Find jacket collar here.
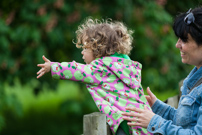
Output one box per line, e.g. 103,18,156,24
110,52,131,60
186,66,202,90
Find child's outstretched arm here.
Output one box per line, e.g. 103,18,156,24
37,55,51,78
51,60,102,85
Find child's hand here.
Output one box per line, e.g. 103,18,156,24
37,55,51,79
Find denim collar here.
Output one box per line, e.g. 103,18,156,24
186,66,202,90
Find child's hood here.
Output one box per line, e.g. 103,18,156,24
96,56,142,89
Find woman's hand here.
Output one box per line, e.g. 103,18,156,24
122,105,155,128
37,55,51,78
145,87,157,107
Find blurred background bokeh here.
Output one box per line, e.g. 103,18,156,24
0,0,201,135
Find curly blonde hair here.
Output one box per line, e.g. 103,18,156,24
75,17,134,58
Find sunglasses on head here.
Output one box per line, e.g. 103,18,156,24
184,8,202,33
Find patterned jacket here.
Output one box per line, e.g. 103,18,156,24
51,56,152,135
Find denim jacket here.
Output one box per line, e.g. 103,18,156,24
147,66,202,135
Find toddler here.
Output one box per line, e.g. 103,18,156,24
37,18,152,135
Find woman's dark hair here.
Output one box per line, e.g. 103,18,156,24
173,7,202,45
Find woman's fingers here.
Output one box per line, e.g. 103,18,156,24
127,122,142,126
146,87,157,106
145,95,152,107
122,111,140,117
147,87,154,97
145,95,151,101
147,87,156,99
123,114,143,127
123,105,155,128
125,107,144,113
122,116,136,121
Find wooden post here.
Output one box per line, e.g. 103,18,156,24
166,95,179,108
83,112,112,135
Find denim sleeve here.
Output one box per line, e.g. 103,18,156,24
147,106,202,134
152,99,177,120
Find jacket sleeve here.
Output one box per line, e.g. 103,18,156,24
50,61,102,85
147,100,202,135
151,99,177,121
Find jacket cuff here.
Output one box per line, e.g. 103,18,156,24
152,99,169,116
50,62,61,79
50,62,55,76
147,114,164,134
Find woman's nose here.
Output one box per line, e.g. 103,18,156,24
175,39,181,48
81,50,84,55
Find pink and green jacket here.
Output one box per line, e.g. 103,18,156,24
51,56,152,135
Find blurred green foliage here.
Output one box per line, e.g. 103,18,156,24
0,0,201,134
2,78,97,135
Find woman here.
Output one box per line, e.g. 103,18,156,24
122,7,202,135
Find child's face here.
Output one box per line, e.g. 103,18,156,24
81,47,95,64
